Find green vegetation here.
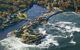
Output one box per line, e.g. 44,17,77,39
0,0,31,29
0,0,80,29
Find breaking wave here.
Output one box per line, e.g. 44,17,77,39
1,21,80,50
0,12,80,50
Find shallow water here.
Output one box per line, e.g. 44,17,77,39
0,5,47,40
0,5,80,50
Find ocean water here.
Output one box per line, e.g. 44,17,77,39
0,5,47,40
0,5,80,50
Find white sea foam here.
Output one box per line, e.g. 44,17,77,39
0,27,59,50
54,21,80,33
38,28,47,35
0,21,80,50
69,39,76,45
0,34,59,50
72,12,80,16
37,34,59,48
0,37,37,50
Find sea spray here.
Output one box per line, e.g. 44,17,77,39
1,20,80,50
